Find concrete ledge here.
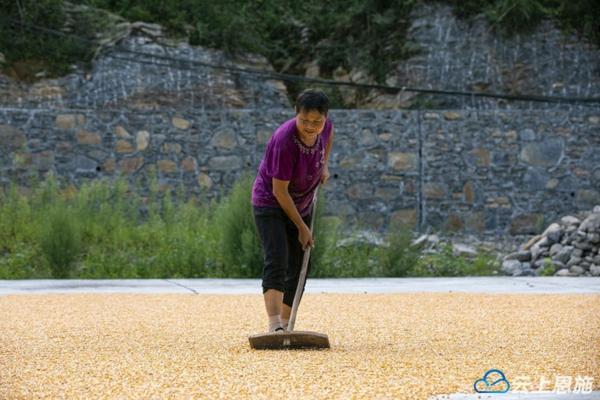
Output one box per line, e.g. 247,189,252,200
1,277,599,296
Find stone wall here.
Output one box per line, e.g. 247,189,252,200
3,2,598,113
369,3,600,109
0,35,290,111
0,108,599,236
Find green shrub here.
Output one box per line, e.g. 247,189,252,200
443,0,599,44
313,226,381,278
335,242,378,277
0,184,34,247
213,174,263,278
377,223,421,277
0,242,43,279
540,257,555,276
1,176,506,279
0,180,64,279
413,243,498,277
39,204,83,278
413,244,461,277
465,252,501,276
77,246,138,278
0,0,97,80
485,0,547,33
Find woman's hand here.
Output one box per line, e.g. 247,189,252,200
320,165,330,185
298,223,314,251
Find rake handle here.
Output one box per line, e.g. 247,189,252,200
287,187,319,332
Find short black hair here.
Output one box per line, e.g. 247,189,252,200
295,89,329,115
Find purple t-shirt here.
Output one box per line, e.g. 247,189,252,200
252,117,333,217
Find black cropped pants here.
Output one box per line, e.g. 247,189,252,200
253,206,312,307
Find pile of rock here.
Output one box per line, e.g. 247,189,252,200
502,206,600,277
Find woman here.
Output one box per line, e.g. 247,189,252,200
252,89,335,332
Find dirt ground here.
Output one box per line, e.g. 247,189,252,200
1,292,598,399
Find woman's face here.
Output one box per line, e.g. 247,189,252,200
295,109,327,140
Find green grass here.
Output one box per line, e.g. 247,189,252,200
0,176,500,279
40,204,83,278
540,257,556,276
212,174,263,278
413,244,500,277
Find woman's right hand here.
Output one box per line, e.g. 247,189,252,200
298,223,314,251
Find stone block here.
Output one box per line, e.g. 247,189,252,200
391,208,417,228
197,173,213,189
443,111,461,120
102,159,115,173
56,114,85,129
465,212,485,232
115,126,131,138
181,157,197,172
471,148,491,167
118,157,144,174
256,129,271,145
375,187,399,200
136,131,150,151
77,130,101,145
0,125,26,150
445,213,464,232
519,129,536,141
519,139,564,168
346,183,372,200
210,128,238,149
172,116,191,130
209,156,242,170
388,152,417,171
463,181,474,203
157,160,178,173
116,140,134,153
509,213,543,235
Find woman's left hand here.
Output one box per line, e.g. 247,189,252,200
320,165,330,185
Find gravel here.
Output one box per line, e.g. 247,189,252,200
1,293,598,399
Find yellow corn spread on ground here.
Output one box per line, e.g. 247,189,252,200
1,293,598,399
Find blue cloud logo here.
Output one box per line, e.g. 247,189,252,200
473,369,510,393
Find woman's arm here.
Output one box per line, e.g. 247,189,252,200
272,178,314,250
